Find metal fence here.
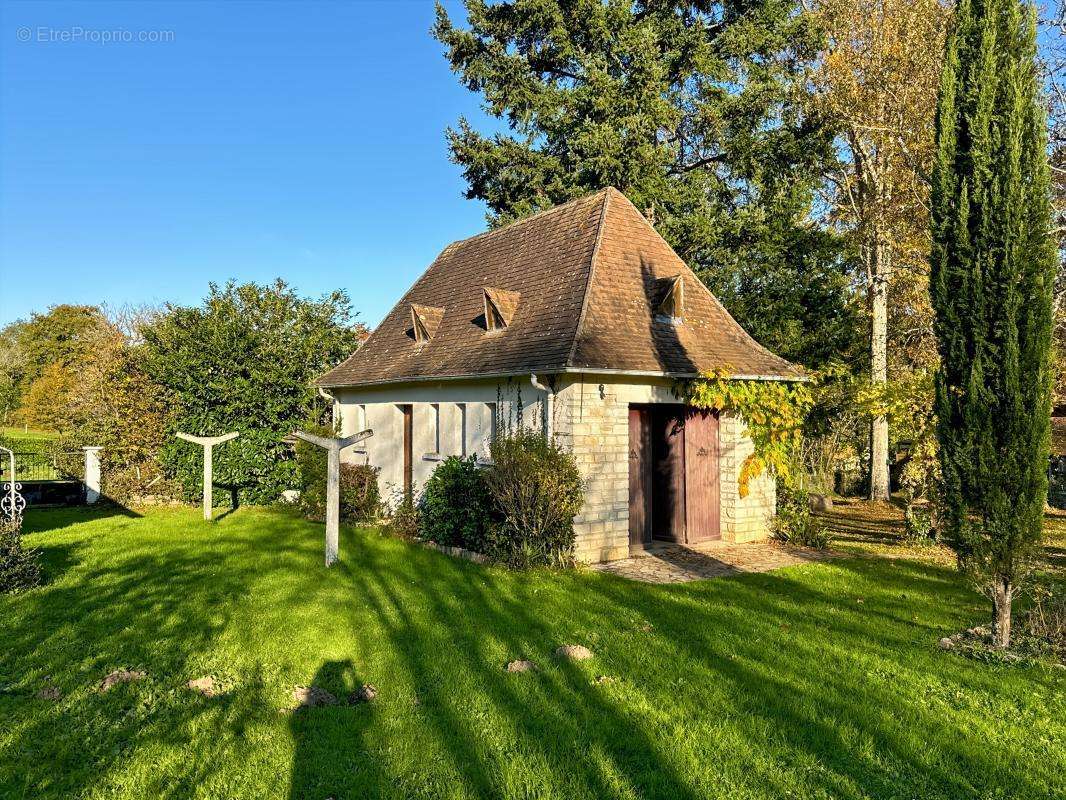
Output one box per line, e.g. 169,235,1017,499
0,450,83,482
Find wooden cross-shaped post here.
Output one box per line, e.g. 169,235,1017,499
292,429,373,566
176,432,239,520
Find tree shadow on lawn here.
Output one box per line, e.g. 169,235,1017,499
284,538,1062,799
583,556,1061,799
20,502,141,535
308,542,705,800
0,509,306,798
4,509,1060,798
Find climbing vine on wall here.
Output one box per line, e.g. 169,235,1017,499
681,371,814,497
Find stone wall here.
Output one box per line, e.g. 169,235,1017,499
553,377,663,563
717,413,776,543
555,376,774,563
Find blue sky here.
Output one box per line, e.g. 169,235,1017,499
3,2,1060,329
0,0,493,328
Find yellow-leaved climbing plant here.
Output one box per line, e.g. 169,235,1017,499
681,371,814,497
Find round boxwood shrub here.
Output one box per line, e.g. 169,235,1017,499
418,455,494,551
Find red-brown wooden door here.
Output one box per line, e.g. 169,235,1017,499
628,408,651,549
684,408,721,542
651,407,686,543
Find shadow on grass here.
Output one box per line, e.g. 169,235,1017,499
0,507,303,798
20,501,142,535
284,534,1058,799
212,481,247,520
3,507,1060,798
287,659,385,799
33,541,81,585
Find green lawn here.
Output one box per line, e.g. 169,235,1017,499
0,426,58,442
0,428,74,482
2,507,1063,800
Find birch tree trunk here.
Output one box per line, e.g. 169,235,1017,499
869,235,891,502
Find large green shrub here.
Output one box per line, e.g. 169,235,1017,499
295,429,380,523
418,455,494,550
771,486,830,550
143,280,362,505
485,429,584,568
0,518,41,594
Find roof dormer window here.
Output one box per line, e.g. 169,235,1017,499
482,287,520,332
410,304,444,344
655,275,684,324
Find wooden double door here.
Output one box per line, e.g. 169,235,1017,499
628,404,720,548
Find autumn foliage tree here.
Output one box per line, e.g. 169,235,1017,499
930,0,1056,648
3,305,114,431
808,0,949,500
64,319,177,500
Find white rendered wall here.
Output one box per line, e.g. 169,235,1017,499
331,378,548,506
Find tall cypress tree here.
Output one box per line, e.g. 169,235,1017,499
930,0,1056,648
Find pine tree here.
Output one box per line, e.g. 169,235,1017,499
434,0,858,368
929,0,1056,648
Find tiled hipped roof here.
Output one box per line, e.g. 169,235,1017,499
316,188,803,388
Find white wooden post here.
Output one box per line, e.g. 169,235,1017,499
176,432,239,520
292,429,373,566
83,447,103,504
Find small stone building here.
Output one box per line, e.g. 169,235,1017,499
317,188,803,563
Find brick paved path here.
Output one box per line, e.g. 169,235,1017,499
591,540,839,584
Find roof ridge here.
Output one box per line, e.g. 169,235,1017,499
566,188,612,367
445,187,612,251
317,186,803,388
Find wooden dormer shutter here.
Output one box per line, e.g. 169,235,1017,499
655,275,684,322
410,304,444,343
482,287,520,332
